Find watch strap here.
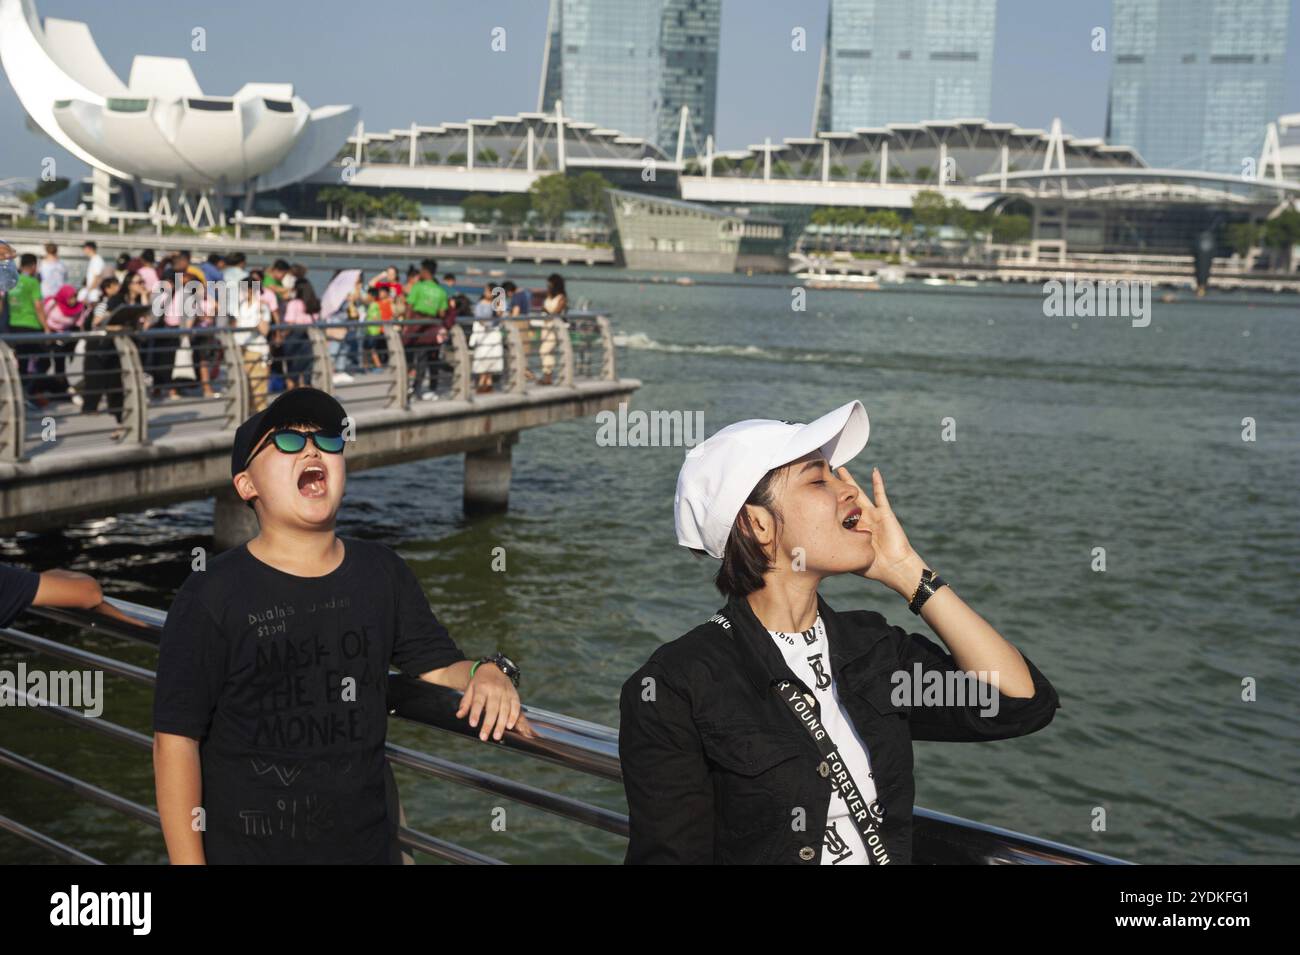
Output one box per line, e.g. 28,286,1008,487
908,568,947,615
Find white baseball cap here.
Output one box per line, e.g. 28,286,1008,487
675,400,870,559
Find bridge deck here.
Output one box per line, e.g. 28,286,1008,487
0,315,637,533
1,375,638,533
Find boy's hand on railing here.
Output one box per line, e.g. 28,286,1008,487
456,664,537,742
94,599,151,627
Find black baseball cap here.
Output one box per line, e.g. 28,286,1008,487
231,388,347,478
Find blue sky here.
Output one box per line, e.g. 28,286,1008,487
1,0,1298,185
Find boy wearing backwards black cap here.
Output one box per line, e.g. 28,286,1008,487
153,387,530,864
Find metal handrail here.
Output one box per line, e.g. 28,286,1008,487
0,812,102,865
0,683,503,865
0,622,624,829
19,600,622,771
3,597,1132,865
0,312,611,344
0,311,619,464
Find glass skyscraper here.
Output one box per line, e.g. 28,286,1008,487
539,0,720,155
813,0,997,133
1106,0,1290,173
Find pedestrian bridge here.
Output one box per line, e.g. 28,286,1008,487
0,314,638,545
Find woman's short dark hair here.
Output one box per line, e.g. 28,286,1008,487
691,467,783,599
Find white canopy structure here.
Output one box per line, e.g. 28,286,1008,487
0,0,358,223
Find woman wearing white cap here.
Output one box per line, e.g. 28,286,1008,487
618,400,1061,865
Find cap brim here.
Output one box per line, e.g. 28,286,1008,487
771,399,869,471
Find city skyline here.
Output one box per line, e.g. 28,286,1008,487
1,0,1298,186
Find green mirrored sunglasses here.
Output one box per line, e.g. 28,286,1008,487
247,428,345,466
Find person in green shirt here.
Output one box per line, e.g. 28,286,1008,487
404,258,451,401
405,263,448,319
6,253,52,401
263,259,290,299
7,253,45,331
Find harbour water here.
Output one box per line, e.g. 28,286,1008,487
2,267,1298,864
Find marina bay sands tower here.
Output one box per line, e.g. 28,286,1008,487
813,0,997,133
538,0,721,155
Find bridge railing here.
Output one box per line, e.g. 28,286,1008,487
0,312,616,463
0,596,1131,865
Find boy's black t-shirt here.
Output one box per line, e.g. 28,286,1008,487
152,537,465,864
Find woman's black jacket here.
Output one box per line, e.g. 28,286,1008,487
618,591,1061,864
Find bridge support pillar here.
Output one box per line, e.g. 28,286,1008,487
213,487,261,552
463,433,519,516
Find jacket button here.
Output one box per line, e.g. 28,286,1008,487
817,761,830,778
798,846,816,861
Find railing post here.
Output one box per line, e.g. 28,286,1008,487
217,329,249,428
503,321,525,393
447,323,471,400
595,315,617,381
553,317,574,387
0,340,27,462
112,333,149,445
383,323,408,409
307,326,333,392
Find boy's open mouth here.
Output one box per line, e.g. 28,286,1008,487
297,465,327,499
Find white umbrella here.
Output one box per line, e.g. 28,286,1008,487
320,268,361,320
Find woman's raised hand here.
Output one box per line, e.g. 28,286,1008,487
837,465,926,597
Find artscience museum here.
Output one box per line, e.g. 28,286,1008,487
0,0,358,227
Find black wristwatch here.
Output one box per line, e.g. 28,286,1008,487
474,652,521,688
907,568,947,615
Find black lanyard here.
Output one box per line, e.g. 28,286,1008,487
774,679,892,865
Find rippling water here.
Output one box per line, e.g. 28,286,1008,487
3,269,1298,864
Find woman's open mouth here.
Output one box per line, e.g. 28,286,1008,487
297,465,327,499
841,508,868,532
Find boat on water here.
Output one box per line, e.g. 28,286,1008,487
0,597,1133,865
796,271,883,291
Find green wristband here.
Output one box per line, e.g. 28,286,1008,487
469,660,482,679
